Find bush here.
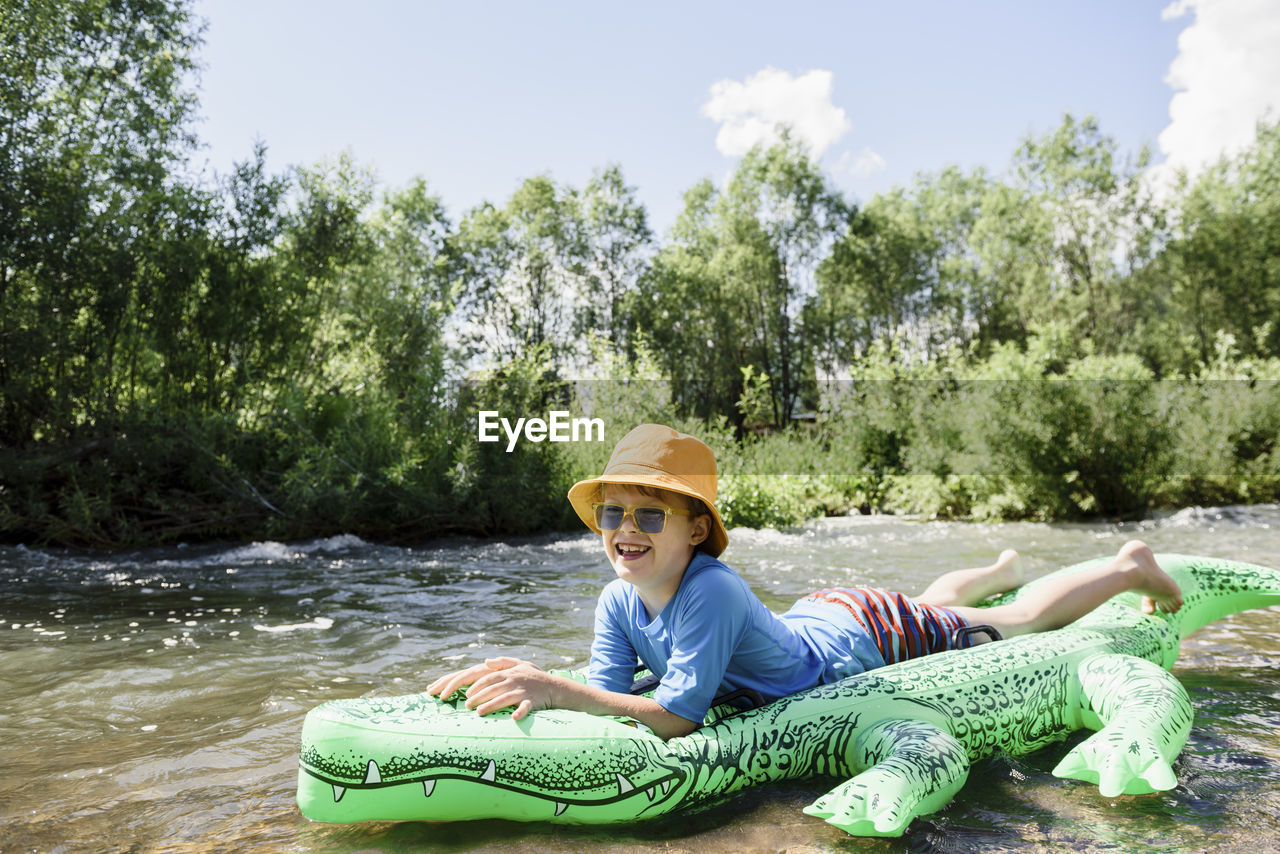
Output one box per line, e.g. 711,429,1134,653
717,474,809,529
1156,335,1280,506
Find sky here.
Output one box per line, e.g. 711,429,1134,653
190,0,1280,234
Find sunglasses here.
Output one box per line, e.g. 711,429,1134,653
592,502,691,534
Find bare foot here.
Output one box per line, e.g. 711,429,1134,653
991,549,1025,592
1117,540,1183,614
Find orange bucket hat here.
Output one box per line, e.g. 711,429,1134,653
567,424,729,557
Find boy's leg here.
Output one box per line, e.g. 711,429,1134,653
945,541,1182,640
916,549,1023,608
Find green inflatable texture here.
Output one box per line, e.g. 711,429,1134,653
296,554,1280,837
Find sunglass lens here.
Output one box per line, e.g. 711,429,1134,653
596,504,625,530
634,507,667,533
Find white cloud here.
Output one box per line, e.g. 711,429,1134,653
702,67,852,158
837,146,888,178
1157,0,1280,179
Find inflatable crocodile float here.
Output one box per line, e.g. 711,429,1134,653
296,553,1280,837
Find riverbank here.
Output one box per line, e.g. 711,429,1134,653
4,369,1278,549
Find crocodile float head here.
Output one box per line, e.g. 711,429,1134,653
298,696,694,823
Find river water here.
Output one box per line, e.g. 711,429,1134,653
3,506,1279,853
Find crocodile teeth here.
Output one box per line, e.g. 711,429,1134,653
616,773,634,795
554,801,567,816
363,760,381,785
645,785,656,802
332,784,346,802
423,779,436,797
480,759,496,782
661,779,671,795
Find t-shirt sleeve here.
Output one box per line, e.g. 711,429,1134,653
586,582,639,693
653,568,751,723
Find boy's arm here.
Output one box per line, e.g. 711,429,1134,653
427,656,699,739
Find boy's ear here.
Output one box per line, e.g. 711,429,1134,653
689,513,710,547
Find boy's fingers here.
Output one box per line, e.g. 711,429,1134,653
463,674,504,707
465,668,507,695
465,665,540,701
467,673,533,709
430,664,488,698
474,690,537,718
427,670,462,691
453,663,504,694
472,687,517,716
438,677,467,697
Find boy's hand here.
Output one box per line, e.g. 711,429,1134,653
426,657,556,720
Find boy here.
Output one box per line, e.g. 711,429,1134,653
427,424,1182,740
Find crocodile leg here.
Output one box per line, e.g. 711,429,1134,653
803,717,969,837
1053,653,1193,797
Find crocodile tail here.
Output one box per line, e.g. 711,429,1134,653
1159,554,1280,641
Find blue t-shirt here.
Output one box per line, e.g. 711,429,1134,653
586,552,885,722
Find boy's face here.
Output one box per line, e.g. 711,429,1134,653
600,485,710,612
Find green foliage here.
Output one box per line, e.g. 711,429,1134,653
711,426,880,528
1156,333,1280,506
638,135,849,427
448,348,580,535
1162,122,1280,366
3,3,1279,545
735,365,773,426
953,352,1171,519
451,176,582,368
576,165,654,352
0,0,204,443
450,167,653,373
557,336,683,484
717,475,809,529
816,167,990,365
630,179,742,420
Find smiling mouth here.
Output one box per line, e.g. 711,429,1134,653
616,544,651,559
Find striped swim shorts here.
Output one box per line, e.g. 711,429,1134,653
800,587,974,666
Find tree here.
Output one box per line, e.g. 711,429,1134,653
815,188,935,366
575,164,653,352
0,0,204,442
633,178,742,419
722,135,850,424
637,135,849,426
971,114,1165,358
1164,120,1280,366
281,153,377,397
361,178,455,404
451,175,586,369
187,144,294,414
816,167,998,370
